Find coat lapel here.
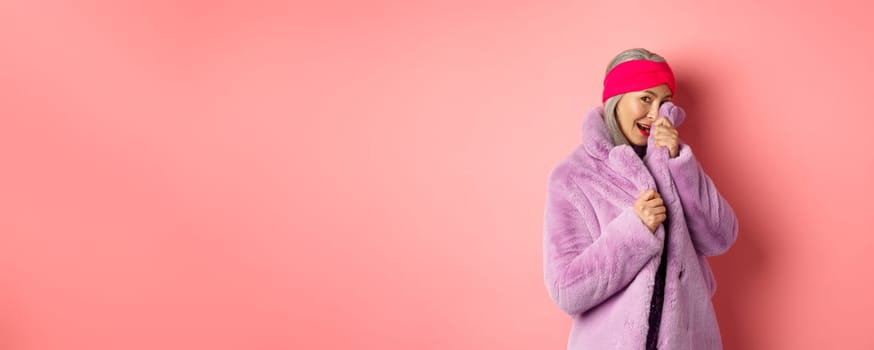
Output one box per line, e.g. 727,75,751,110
581,106,657,195
644,102,687,206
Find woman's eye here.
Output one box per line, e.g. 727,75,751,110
641,96,651,103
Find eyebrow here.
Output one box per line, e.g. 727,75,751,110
643,90,672,99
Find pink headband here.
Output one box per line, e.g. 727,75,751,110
602,60,676,103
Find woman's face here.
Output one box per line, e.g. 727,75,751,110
615,84,673,146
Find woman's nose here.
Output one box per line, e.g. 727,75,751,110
647,104,659,120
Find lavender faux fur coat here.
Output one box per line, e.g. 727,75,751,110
542,102,738,349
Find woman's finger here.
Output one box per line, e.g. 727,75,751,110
653,126,675,135
647,197,664,207
654,136,678,145
654,126,676,137
654,135,676,144
654,116,672,128
639,188,656,200
653,140,674,150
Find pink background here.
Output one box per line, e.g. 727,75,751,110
1,1,873,349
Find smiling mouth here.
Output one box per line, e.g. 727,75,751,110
636,122,651,136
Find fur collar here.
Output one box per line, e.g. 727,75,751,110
580,103,686,192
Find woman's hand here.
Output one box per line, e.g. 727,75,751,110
652,116,679,158
635,189,667,233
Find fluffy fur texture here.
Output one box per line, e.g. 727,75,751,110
542,102,738,349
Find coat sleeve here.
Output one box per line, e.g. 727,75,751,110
543,172,664,316
667,142,739,256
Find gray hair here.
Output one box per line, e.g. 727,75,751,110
602,48,667,146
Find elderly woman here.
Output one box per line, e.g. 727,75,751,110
542,48,739,349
